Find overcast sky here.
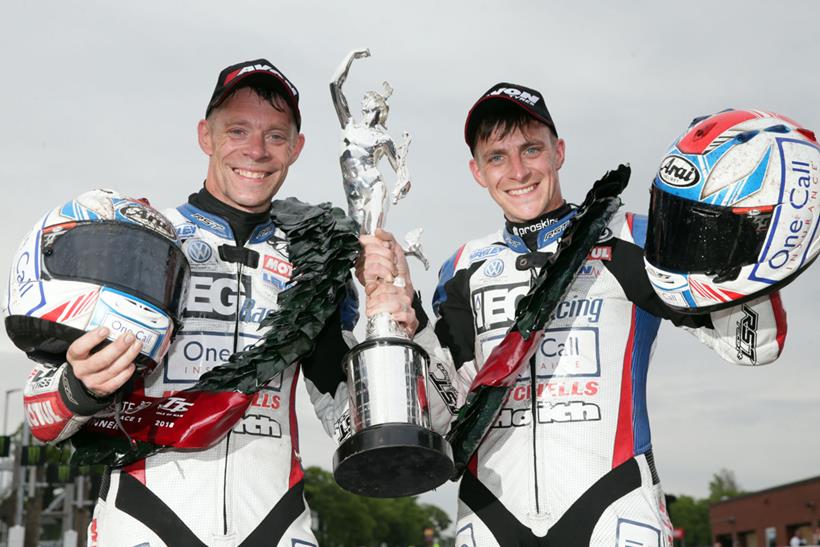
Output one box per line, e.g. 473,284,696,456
1,0,818,523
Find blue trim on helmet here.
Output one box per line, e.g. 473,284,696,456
21,218,48,316
99,286,165,315
702,136,737,172
702,146,771,207
631,307,661,455
630,214,648,248
682,287,697,309
59,201,100,221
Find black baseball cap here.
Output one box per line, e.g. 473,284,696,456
206,59,301,130
464,82,557,151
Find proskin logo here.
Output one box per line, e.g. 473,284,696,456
512,217,556,236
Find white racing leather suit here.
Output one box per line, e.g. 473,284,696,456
22,198,357,546
415,207,787,546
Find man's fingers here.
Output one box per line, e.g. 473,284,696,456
360,233,392,247
361,241,395,262
83,333,137,371
71,332,141,384
93,363,137,398
364,278,417,337
373,228,398,244
359,253,398,284
366,285,412,315
390,311,419,338
66,327,110,362
81,337,142,396
358,234,401,286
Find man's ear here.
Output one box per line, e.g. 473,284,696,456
469,158,488,188
553,138,566,170
287,134,306,166
197,119,213,156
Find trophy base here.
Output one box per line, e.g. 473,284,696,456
333,423,453,498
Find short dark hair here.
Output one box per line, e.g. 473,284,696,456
471,102,554,156
208,82,292,120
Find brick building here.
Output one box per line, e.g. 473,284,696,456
710,475,820,546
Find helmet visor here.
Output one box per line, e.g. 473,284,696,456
42,222,190,319
645,186,773,277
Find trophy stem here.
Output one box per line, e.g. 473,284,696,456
366,311,408,340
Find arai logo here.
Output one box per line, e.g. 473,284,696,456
658,155,700,187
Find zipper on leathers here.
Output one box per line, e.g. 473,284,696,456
530,357,541,515
527,267,543,516
222,262,244,535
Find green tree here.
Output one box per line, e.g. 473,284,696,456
303,466,451,546
303,466,377,546
666,469,746,546
708,468,744,502
668,495,712,545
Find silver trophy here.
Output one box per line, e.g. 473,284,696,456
330,49,453,497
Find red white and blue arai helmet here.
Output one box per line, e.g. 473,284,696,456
4,189,190,374
644,109,819,313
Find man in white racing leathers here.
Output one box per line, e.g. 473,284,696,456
360,83,788,546
22,60,357,546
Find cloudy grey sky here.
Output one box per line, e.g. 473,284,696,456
1,0,818,522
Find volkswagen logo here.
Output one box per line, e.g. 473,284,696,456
186,239,213,263
483,259,505,278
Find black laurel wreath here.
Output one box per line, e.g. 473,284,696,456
72,198,360,466
446,165,630,479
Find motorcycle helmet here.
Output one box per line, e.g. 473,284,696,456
4,189,190,373
645,109,819,313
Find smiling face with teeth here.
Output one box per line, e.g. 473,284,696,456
198,87,305,213
469,121,565,223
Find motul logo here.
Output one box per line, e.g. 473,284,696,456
263,255,293,279
489,87,540,106
26,400,60,427
587,246,612,261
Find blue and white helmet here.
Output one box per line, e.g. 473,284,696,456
4,189,190,373
644,109,819,313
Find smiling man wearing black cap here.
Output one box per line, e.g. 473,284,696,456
199,59,305,214
359,82,787,545
25,59,355,546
